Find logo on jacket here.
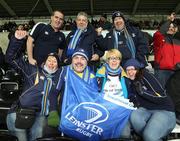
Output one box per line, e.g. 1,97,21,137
132,33,136,37
45,31,49,35
59,37,62,41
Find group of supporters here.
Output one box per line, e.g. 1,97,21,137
1,10,180,141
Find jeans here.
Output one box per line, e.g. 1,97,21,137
120,120,131,138
130,107,176,141
154,69,174,88
7,112,47,141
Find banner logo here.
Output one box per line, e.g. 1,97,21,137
73,102,109,124
65,102,109,137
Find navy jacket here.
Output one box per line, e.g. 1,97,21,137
5,36,61,112
130,69,174,112
98,23,149,65
62,24,104,61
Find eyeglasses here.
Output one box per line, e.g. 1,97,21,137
108,57,120,61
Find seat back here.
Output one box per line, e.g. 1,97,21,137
0,132,18,141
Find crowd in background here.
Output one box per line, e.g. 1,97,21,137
1,14,180,33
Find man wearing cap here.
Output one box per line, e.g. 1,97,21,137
5,30,63,141
55,48,98,94
47,48,98,129
97,11,149,66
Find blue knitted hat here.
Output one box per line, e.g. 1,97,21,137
72,48,89,61
124,58,144,69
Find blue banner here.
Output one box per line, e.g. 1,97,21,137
59,68,134,141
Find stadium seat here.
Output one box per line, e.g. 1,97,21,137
0,131,18,141
36,135,77,141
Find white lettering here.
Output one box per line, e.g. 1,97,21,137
91,124,103,135
65,112,104,135
76,128,93,137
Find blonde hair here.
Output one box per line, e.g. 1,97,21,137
106,49,122,60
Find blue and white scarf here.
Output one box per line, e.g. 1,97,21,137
70,65,90,83
113,28,136,58
67,29,83,57
105,63,121,76
40,71,53,116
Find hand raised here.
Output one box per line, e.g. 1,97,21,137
91,54,99,61
15,30,28,40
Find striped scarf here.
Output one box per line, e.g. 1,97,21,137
69,65,90,83
105,63,121,76
113,27,136,58
67,29,83,57
40,72,53,116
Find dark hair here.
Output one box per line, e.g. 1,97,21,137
51,10,64,16
134,69,144,81
102,14,107,19
43,52,60,68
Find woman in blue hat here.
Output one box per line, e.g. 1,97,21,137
124,58,176,141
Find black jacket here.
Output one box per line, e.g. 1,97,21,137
62,24,104,62
98,23,149,65
130,70,175,112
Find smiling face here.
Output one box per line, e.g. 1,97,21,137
114,17,125,31
44,56,58,72
167,23,178,35
126,66,137,80
72,55,87,73
51,11,64,31
106,49,122,70
76,13,88,30
107,55,121,70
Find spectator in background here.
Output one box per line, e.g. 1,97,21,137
124,58,176,141
153,13,180,88
62,11,104,71
98,14,112,30
97,11,149,66
160,11,176,34
0,47,5,68
27,10,66,66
